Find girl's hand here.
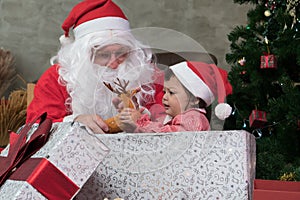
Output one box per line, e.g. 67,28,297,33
118,108,141,132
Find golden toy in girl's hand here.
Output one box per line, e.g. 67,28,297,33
103,78,140,133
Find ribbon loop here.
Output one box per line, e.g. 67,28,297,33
0,112,52,186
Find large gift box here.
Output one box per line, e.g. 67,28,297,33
0,122,110,200
76,130,256,199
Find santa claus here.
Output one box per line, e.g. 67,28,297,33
26,0,164,133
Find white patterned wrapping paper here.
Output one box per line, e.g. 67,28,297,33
76,130,256,200
0,122,110,200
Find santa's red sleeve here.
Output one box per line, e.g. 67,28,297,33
26,64,70,123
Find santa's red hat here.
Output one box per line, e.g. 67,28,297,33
170,61,233,120
60,0,130,44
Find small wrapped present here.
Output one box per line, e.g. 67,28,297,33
260,54,277,69
0,122,110,200
249,110,267,128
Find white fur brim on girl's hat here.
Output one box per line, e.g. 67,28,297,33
59,0,130,46
170,61,233,120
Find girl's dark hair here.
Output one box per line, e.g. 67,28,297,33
164,67,174,81
164,67,211,121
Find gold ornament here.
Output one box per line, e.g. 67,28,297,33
280,172,296,181
264,10,271,17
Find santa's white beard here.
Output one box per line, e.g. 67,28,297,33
70,64,119,120
93,66,120,120
70,61,150,120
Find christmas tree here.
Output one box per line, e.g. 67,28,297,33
225,0,300,180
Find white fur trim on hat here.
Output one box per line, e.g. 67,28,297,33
215,103,232,120
170,62,215,106
74,17,130,39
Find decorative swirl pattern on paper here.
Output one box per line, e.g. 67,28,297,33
77,130,256,200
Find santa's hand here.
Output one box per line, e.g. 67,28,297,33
74,114,109,134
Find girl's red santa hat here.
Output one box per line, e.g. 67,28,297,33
60,0,130,45
170,61,233,120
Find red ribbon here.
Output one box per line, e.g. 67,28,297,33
253,110,266,120
9,158,79,200
0,113,54,194
0,113,80,199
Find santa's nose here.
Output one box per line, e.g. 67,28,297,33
107,54,121,69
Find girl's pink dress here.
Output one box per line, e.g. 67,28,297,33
134,108,210,133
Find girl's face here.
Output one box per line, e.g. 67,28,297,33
163,75,197,117
92,44,130,69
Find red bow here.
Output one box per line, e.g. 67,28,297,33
0,113,52,185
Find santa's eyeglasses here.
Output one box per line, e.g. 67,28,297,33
93,47,130,63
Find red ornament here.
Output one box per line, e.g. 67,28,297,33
241,70,247,75
265,0,276,10
260,54,277,69
249,110,267,128
239,70,250,83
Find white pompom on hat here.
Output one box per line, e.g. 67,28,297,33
170,61,233,120
60,0,130,45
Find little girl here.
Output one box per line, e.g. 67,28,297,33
118,61,232,133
